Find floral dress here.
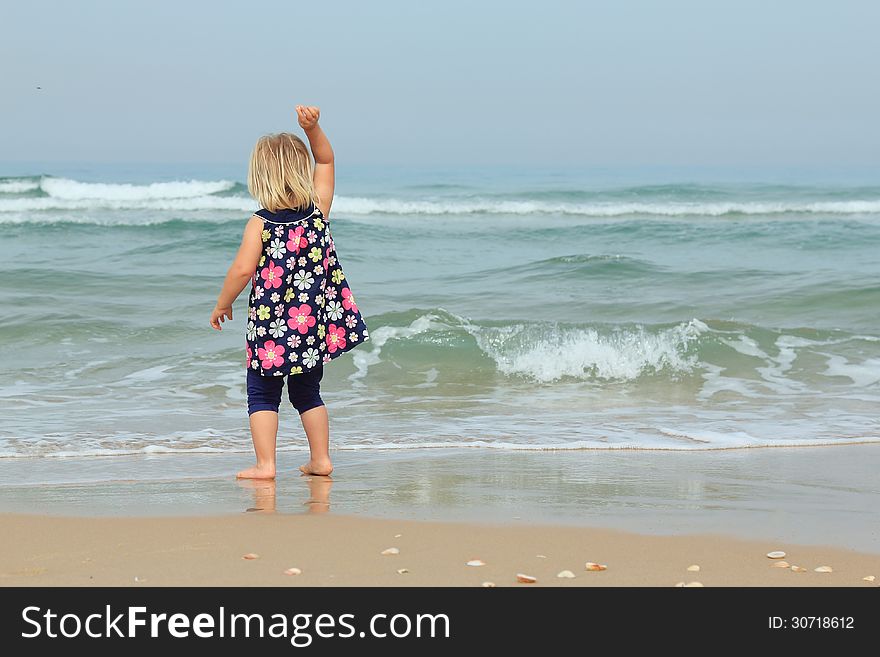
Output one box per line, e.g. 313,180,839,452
245,202,370,376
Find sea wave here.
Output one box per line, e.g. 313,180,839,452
4,175,880,217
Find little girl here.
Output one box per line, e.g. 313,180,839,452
210,105,370,479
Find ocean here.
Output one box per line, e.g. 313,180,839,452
2,163,879,485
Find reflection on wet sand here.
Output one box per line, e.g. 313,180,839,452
302,475,332,515
236,475,332,514
239,479,277,513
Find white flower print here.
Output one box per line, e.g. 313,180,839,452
246,321,257,340
274,225,284,237
319,341,326,351
345,314,357,328
256,325,267,337
313,264,324,276
286,256,298,270
285,274,293,285
293,270,314,290
288,351,298,361
270,292,280,303
254,285,265,300
268,239,286,259
287,334,302,349
306,335,315,345
251,359,259,369
328,255,337,267
303,348,320,368
306,230,317,243
314,294,324,307
248,307,257,321
269,319,287,338
298,256,307,267
298,292,309,303
327,301,343,321
349,332,359,342
324,286,337,300
274,303,285,317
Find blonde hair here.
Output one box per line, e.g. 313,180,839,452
247,133,320,212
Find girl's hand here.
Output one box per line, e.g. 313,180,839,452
296,105,320,130
210,305,233,330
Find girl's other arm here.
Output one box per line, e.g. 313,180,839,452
210,216,264,330
296,104,335,218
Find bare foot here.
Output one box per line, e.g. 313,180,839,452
299,459,333,476
236,464,276,479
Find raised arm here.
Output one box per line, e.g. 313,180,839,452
296,105,335,218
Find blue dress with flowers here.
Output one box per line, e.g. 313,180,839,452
244,202,370,376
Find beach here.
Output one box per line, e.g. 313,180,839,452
2,165,880,587
1,443,879,586
2,511,877,587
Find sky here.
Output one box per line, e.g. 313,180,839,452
2,0,879,168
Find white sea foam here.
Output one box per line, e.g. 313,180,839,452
467,318,709,382
4,175,880,218
40,177,236,200
330,197,880,217
0,179,40,193
822,355,880,387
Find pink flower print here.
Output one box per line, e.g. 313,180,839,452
325,324,347,353
260,261,284,289
287,226,308,254
287,304,317,334
322,255,329,272
341,288,359,313
257,340,286,369
245,344,252,368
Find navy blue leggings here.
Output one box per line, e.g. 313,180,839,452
246,365,325,416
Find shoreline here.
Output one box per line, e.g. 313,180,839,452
2,443,879,555
1,512,877,587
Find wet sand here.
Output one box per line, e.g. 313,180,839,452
2,443,879,553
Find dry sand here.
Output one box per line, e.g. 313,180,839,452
1,511,877,587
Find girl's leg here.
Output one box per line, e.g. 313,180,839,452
239,370,283,479
288,364,333,476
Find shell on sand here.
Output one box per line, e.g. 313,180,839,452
242,553,260,560
863,575,876,582
536,554,547,559
396,568,409,575
481,582,496,588
790,565,807,572
814,565,833,573
585,562,607,571
381,547,400,556
516,573,537,584
771,561,791,568
394,534,402,538
466,559,486,567
283,568,302,576
766,551,786,559
687,565,700,572
557,570,576,579
684,581,704,587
